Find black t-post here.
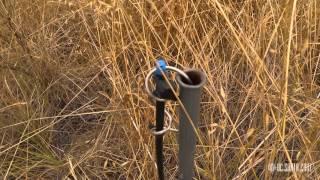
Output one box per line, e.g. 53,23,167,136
153,74,176,180
154,76,166,180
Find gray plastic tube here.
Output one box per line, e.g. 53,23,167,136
176,69,206,180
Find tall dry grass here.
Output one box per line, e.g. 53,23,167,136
0,0,319,179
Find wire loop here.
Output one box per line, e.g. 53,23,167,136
145,66,192,102
150,110,173,136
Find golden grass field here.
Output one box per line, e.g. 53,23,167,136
0,0,319,179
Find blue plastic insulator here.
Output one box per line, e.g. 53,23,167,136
155,59,167,76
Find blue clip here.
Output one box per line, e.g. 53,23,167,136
155,59,167,77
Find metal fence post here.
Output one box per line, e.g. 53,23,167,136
176,69,206,180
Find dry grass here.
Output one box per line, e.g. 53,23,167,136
0,0,319,179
